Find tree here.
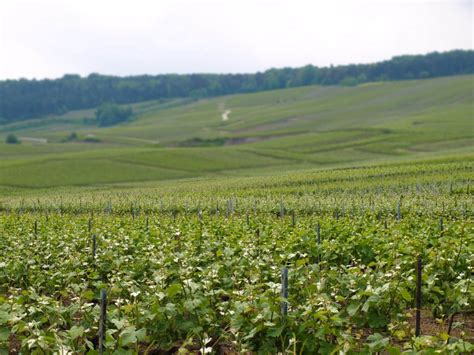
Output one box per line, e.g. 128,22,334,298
95,102,133,127
0,50,472,122
297,65,317,86
357,73,367,83
5,134,20,144
340,76,359,87
62,132,78,142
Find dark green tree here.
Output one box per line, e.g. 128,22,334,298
5,134,20,144
95,103,133,127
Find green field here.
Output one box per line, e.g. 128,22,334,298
0,75,473,353
0,75,472,190
0,157,473,353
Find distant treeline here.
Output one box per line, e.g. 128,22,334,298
1,50,473,122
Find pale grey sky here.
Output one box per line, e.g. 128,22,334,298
0,0,472,79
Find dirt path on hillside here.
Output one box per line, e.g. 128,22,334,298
19,137,48,143
222,110,231,121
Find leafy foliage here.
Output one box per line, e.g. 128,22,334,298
5,133,19,144
95,102,133,127
0,162,472,353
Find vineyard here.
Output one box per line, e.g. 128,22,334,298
0,158,473,354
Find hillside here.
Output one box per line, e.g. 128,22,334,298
1,50,473,122
0,75,472,189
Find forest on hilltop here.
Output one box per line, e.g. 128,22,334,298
0,50,473,123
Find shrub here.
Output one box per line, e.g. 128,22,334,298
5,134,20,144
83,136,101,143
62,132,78,142
95,102,133,127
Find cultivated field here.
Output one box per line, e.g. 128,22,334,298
0,75,473,189
0,157,472,353
0,73,473,353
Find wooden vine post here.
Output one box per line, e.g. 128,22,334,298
281,267,289,316
92,234,97,260
226,199,233,217
98,289,107,354
316,222,321,245
316,222,321,263
415,255,422,337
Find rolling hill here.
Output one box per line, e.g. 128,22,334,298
0,75,472,190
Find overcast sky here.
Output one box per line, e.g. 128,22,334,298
0,0,472,80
